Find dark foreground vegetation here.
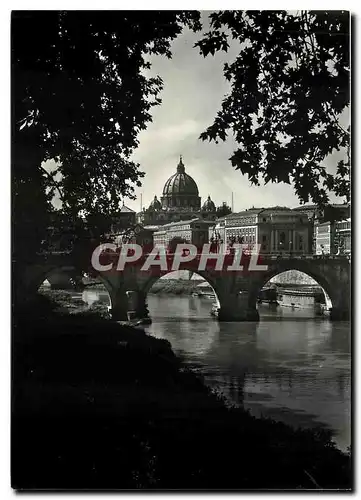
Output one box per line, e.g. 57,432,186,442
12,294,351,490
37,288,111,318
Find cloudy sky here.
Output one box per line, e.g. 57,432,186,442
46,12,348,214
125,13,348,213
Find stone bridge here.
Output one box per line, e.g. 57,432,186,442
17,251,351,321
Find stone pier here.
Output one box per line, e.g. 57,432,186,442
19,253,350,323
218,292,260,322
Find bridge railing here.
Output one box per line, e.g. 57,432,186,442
259,253,350,260
36,249,351,260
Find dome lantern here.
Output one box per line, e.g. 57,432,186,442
177,155,185,174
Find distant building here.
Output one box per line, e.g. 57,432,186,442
314,217,351,255
138,156,217,226
292,203,350,253
212,207,312,254
335,218,351,254
111,203,136,233
292,203,350,223
315,221,335,255
292,204,320,221
114,223,154,251
153,218,216,250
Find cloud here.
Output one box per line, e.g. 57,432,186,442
46,13,349,215
125,19,349,213
135,119,206,150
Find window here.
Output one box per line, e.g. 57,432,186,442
262,234,267,242
279,231,286,249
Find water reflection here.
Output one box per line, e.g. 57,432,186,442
145,295,351,451
75,290,350,451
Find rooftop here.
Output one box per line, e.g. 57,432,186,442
158,218,200,229
225,206,295,219
292,203,350,211
225,208,265,218
120,204,135,213
153,218,216,230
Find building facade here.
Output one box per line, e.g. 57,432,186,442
292,203,350,253
335,218,351,254
114,223,154,252
211,207,312,254
153,218,215,250
315,221,335,255
111,203,136,233
292,203,350,223
315,218,351,255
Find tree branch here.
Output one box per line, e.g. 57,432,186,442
38,164,66,206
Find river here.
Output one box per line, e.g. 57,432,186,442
82,290,351,451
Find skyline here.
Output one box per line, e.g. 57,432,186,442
125,12,348,213
45,11,349,215
126,153,348,214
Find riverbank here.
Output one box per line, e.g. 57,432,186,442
37,288,111,317
85,276,201,296
12,294,351,490
145,279,200,296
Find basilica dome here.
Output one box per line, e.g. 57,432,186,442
162,157,199,196
148,195,162,211
202,195,216,212
161,157,201,210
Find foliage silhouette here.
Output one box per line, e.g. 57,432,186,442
195,11,350,206
12,302,351,490
12,11,201,257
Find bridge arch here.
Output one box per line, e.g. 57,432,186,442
141,270,218,297
24,264,116,312
247,260,339,315
19,254,350,322
138,269,222,318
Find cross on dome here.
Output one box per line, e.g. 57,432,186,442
177,155,185,173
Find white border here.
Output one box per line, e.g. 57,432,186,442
1,3,358,499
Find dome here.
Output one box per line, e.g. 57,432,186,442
162,157,199,197
202,195,216,212
148,195,162,211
